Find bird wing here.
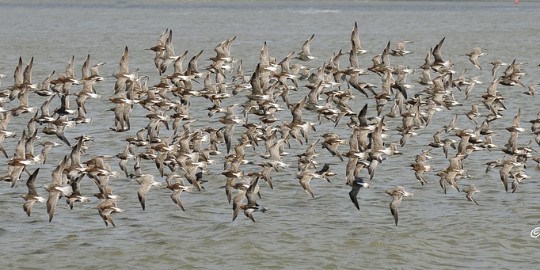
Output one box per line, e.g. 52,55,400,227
26,168,40,196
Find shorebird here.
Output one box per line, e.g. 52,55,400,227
252,161,281,189
113,46,132,93
524,84,538,96
351,22,369,55
0,129,9,159
35,70,56,96
530,111,540,131
338,48,356,78
349,176,370,210
297,139,320,171
390,40,413,56
181,161,206,192
465,104,481,125
485,157,504,173
455,129,475,156
97,197,123,227
297,169,324,198
3,154,29,188
232,174,265,222
50,55,82,95
76,78,102,114
417,68,433,86
490,59,507,77
411,154,432,185
158,29,180,75
510,169,530,193
480,134,498,150
186,50,205,79
35,95,56,124
462,184,480,205
431,37,452,73
135,174,162,210
145,28,169,71
429,130,456,158
315,163,337,182
499,59,526,87
420,48,433,70
465,47,486,70
22,168,46,216
261,137,287,161
7,57,24,100
440,154,465,192
386,186,413,226
9,57,38,102
66,176,91,210
273,51,300,91
534,156,540,170
116,142,135,178
46,156,72,222
499,156,521,192
165,174,192,211
258,42,277,72
443,114,458,133
110,101,132,132
367,117,389,180
506,108,526,133
223,169,244,204
368,41,392,75
81,54,106,83
296,34,317,61
321,132,345,161
208,36,236,72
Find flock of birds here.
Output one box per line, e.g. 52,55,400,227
0,22,539,227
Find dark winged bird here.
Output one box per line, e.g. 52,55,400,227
349,176,370,210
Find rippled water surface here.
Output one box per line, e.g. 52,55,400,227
1,1,539,269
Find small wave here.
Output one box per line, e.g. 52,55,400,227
292,9,341,15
